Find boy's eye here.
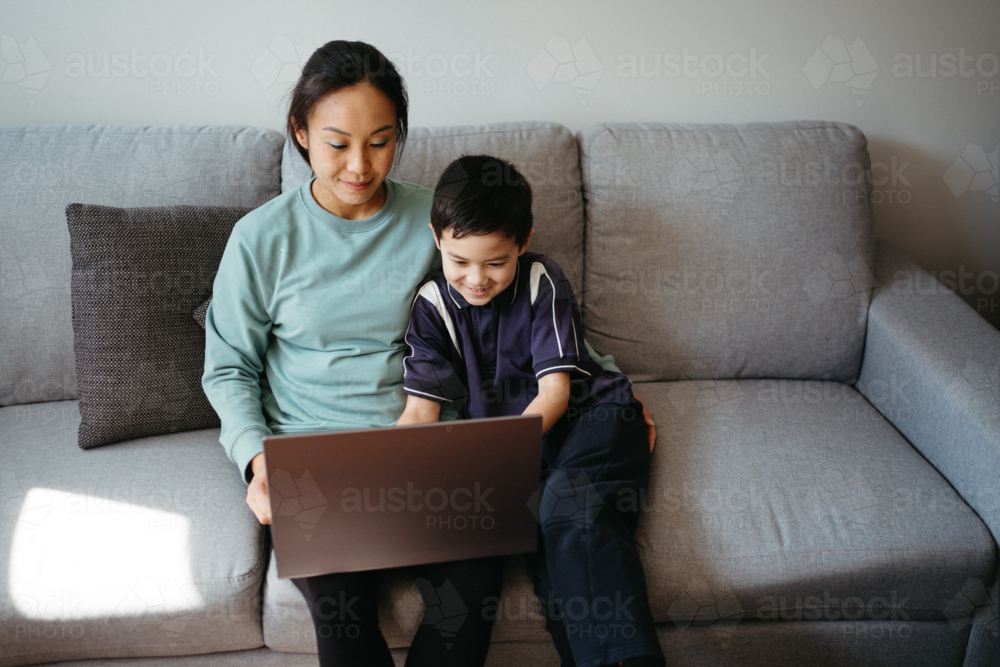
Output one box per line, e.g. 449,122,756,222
488,263,504,268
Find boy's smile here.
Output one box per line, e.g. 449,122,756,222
431,224,534,306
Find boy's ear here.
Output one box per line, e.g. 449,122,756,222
518,229,535,255
428,222,441,250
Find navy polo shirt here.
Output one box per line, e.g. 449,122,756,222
402,251,633,419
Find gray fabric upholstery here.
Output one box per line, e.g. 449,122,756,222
857,239,1000,545
0,125,283,407
65,204,251,450
578,122,875,383
281,122,586,296
0,402,267,666
263,549,550,653
856,239,1000,667
630,379,996,625
27,618,974,667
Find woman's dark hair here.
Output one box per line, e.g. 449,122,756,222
286,40,408,165
431,155,534,248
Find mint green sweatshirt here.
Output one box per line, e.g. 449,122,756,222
202,177,440,483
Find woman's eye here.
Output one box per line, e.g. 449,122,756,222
327,143,347,150
371,142,388,148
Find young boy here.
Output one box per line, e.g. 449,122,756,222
397,155,664,667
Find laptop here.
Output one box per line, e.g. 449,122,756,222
262,414,543,579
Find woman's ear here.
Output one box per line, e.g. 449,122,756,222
292,119,308,151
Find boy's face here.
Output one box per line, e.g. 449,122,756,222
431,224,534,306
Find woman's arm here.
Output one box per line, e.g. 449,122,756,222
201,230,275,523
397,394,442,426
522,372,570,435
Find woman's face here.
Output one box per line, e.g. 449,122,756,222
295,82,398,220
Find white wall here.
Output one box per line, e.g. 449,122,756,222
2,0,998,329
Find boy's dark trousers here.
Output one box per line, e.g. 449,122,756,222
525,399,665,667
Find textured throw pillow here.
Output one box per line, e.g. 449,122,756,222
193,298,211,330
66,204,252,449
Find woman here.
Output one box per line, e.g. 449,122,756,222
202,40,656,667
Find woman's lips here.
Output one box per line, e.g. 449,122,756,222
342,179,371,191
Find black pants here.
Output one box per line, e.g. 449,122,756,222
526,400,664,667
278,538,503,667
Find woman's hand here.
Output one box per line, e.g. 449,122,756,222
246,453,272,525
632,391,656,453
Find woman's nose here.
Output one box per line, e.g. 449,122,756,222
348,148,369,175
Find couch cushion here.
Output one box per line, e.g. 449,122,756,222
66,204,252,450
579,122,875,382
0,125,283,407
281,122,586,297
0,401,268,665
630,379,997,626
262,548,550,653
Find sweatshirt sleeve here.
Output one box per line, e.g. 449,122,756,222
202,229,273,485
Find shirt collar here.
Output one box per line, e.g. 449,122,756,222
446,258,521,310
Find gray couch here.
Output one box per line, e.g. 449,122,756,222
1,121,997,667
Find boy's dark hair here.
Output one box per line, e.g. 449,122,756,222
287,40,408,165
431,155,533,248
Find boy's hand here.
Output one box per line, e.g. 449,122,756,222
524,372,570,435
397,394,442,426
632,391,656,452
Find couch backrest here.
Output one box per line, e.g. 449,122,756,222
579,121,875,383
0,125,283,407
281,121,586,297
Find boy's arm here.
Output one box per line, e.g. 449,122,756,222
402,280,470,415
522,371,570,435
397,393,442,426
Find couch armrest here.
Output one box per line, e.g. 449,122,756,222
856,239,1000,545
